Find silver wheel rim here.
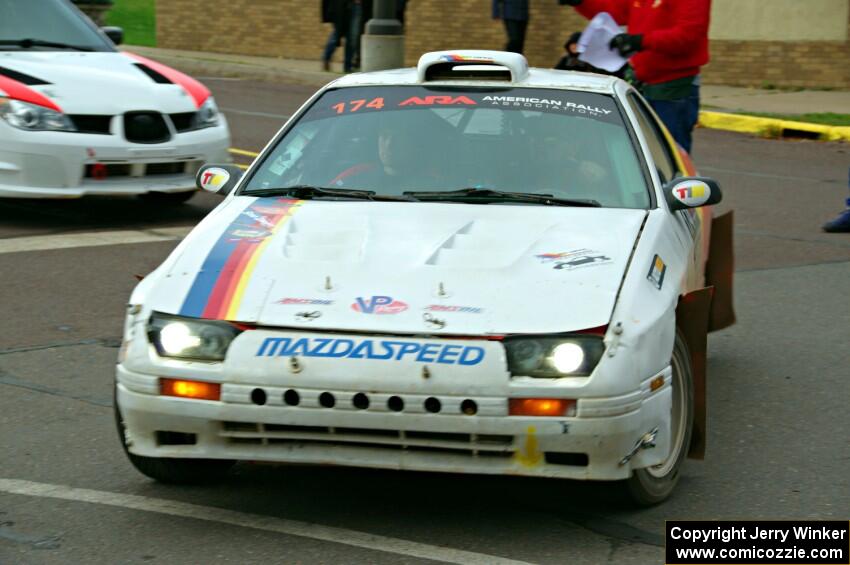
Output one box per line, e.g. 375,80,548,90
646,351,686,478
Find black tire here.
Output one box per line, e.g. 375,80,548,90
114,394,234,484
138,190,197,204
624,330,694,506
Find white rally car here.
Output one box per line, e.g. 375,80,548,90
116,51,735,505
0,0,229,201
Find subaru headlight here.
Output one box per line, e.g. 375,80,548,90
195,97,219,129
148,313,242,361
0,97,76,131
504,335,604,377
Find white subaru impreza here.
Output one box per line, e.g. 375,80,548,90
0,0,229,201
116,50,734,505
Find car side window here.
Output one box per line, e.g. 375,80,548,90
626,93,678,184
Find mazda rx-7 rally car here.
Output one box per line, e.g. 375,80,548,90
0,0,229,201
116,51,734,505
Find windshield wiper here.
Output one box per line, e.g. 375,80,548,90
246,185,416,202
404,188,600,207
0,39,95,52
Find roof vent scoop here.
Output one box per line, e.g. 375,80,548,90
417,50,529,83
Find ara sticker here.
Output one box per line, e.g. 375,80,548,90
647,255,666,289
672,180,711,207
199,167,230,191
536,249,612,271
398,95,477,107
352,295,408,315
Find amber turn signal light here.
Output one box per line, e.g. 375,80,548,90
509,398,575,417
160,378,221,401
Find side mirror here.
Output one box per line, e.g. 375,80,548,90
101,26,124,45
196,164,244,195
664,177,722,211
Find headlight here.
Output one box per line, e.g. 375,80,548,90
148,313,241,361
504,335,604,377
195,97,219,129
0,97,76,131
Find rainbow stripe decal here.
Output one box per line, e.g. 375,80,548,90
179,198,302,319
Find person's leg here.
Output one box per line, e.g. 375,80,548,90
516,19,528,54
649,97,691,153
503,19,521,53
684,82,700,150
823,168,850,232
322,27,339,71
346,2,362,71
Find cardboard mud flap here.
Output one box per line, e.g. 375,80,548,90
706,210,735,332
677,287,712,460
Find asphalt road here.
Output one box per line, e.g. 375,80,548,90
1,78,849,565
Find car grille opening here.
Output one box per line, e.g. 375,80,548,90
69,115,112,135
85,163,131,178
83,161,194,179
124,111,170,144
169,112,197,132
145,162,187,176
544,452,589,467
219,421,515,458
156,431,197,446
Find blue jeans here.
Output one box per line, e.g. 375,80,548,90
321,3,362,72
647,83,700,153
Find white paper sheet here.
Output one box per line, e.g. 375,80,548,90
577,12,628,72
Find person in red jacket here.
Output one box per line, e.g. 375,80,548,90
561,0,711,153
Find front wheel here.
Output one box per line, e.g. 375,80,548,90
137,190,197,205
624,331,694,506
114,396,234,484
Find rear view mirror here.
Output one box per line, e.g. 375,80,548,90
196,164,244,195
101,26,124,45
664,177,722,211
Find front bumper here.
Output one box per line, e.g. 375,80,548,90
0,119,230,198
117,338,673,481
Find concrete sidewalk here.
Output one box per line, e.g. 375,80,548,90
125,45,850,139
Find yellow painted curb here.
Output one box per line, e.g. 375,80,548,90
699,111,850,142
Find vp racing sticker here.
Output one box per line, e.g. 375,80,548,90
256,336,485,366
352,295,408,315
536,249,613,271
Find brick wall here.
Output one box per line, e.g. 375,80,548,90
157,0,331,60
157,0,850,89
703,41,850,89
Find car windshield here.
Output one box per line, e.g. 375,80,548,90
0,0,113,52
244,86,650,208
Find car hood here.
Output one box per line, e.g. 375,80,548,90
150,197,647,335
0,51,198,114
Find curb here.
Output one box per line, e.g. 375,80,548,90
698,111,850,142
